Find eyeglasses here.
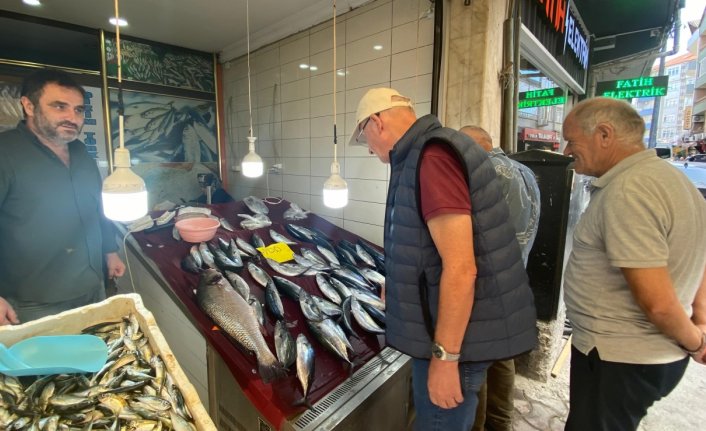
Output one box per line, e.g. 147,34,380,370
355,113,379,145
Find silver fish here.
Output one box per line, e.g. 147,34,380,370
315,273,342,304
350,288,385,311
299,290,324,322
220,218,235,232
196,269,284,383
172,225,181,241
198,242,216,269
248,295,265,327
360,268,385,289
225,270,250,300
317,245,340,267
266,258,308,277
340,296,358,338
189,245,202,268
272,276,303,300
329,276,352,298
351,297,385,334
355,244,376,267
274,320,296,369
244,195,269,214
265,281,285,321
236,237,258,257
310,295,343,318
308,318,352,363
295,334,315,408
251,232,266,249
269,229,297,245
247,262,272,287
301,249,326,266
239,213,272,230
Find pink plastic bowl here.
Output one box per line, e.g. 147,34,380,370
175,217,220,243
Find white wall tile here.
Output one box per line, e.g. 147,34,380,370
310,136,335,158
281,79,310,102
282,192,311,210
282,174,311,194
256,104,282,124
345,157,389,181
255,67,281,92
281,157,311,176
281,138,310,158
346,30,391,67
392,73,433,104
342,219,384,246
310,114,346,138
281,99,310,121
281,60,312,84
391,46,433,81
310,21,347,54
280,36,310,64
309,47,346,76
343,200,386,224
310,92,345,118
311,157,343,178
391,21,417,54
281,118,310,139
310,73,339,98
415,101,431,117
347,178,388,203
345,57,391,90
418,13,434,45
392,0,421,27
251,48,280,72
346,2,393,43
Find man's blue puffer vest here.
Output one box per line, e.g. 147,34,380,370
384,115,537,362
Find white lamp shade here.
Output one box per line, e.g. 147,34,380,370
242,136,264,178
102,167,148,222
323,172,348,208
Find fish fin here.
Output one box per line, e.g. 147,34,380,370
293,397,314,411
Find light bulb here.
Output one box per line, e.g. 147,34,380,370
323,160,348,208
102,147,148,222
242,136,264,178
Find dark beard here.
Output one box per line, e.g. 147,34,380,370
33,107,82,145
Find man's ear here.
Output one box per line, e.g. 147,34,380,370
595,123,615,147
20,96,34,117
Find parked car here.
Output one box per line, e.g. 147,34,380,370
686,153,706,163
671,162,706,199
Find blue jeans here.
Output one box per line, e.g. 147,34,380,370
412,358,491,431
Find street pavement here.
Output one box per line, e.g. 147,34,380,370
512,352,706,431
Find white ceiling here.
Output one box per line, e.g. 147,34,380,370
0,0,370,61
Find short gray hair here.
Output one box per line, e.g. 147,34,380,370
568,97,645,146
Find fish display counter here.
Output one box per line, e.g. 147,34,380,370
117,198,412,430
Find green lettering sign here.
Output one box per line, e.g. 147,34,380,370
596,75,668,100
518,87,566,109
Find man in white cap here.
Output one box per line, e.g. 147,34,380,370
349,88,537,430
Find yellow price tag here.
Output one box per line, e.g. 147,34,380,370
257,242,295,263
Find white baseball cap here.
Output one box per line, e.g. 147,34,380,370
348,88,413,146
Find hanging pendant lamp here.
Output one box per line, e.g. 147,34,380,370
102,0,148,222
323,0,348,209
240,0,263,178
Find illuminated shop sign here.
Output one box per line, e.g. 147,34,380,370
522,127,560,143
596,76,669,99
518,87,566,109
536,0,589,70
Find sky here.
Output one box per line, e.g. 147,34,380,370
672,0,706,56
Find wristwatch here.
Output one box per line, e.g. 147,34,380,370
431,342,461,361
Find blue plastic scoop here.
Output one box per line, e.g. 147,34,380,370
0,335,108,377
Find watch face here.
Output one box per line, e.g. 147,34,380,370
431,343,443,358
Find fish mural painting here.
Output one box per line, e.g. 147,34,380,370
109,89,218,164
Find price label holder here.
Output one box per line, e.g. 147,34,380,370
257,242,295,263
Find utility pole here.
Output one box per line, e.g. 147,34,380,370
648,55,666,148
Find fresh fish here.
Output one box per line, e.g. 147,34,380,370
217,237,230,253
355,244,376,267
198,242,216,269
310,295,343,318
335,244,358,267
295,334,315,408
189,245,203,268
180,255,201,274
315,273,342,305
273,276,303,300
301,248,327,266
172,225,182,241
269,229,297,245
329,276,352,299
196,269,283,382
220,218,235,232
350,287,386,311
293,254,329,273
332,268,374,292
251,232,266,249
317,245,340,266
225,241,244,268
248,295,265,327
340,296,359,338
360,268,385,289
283,202,309,221
351,298,385,334
225,270,250,300
170,410,197,431
307,318,352,363
247,262,272,287
299,290,324,322
244,195,269,214
266,258,308,277
208,242,242,272
236,237,258,257
265,281,285,321
357,239,384,262
274,320,296,369
361,301,386,325
285,224,317,243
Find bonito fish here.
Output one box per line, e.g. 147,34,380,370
196,269,284,383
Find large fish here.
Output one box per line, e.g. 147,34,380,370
266,258,308,277
274,320,296,369
196,269,284,383
295,334,315,408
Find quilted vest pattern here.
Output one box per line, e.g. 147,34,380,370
384,115,537,362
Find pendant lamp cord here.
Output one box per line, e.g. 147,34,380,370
332,0,338,162
246,0,254,138
114,0,125,151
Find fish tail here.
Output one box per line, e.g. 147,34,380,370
258,360,287,384
293,397,314,411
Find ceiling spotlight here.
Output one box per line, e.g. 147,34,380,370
373,44,383,51
23,0,41,6
109,17,128,27
309,65,318,71
299,63,309,69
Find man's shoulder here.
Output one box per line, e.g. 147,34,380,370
0,127,25,149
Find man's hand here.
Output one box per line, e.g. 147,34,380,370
106,252,126,278
0,297,19,326
428,358,463,409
